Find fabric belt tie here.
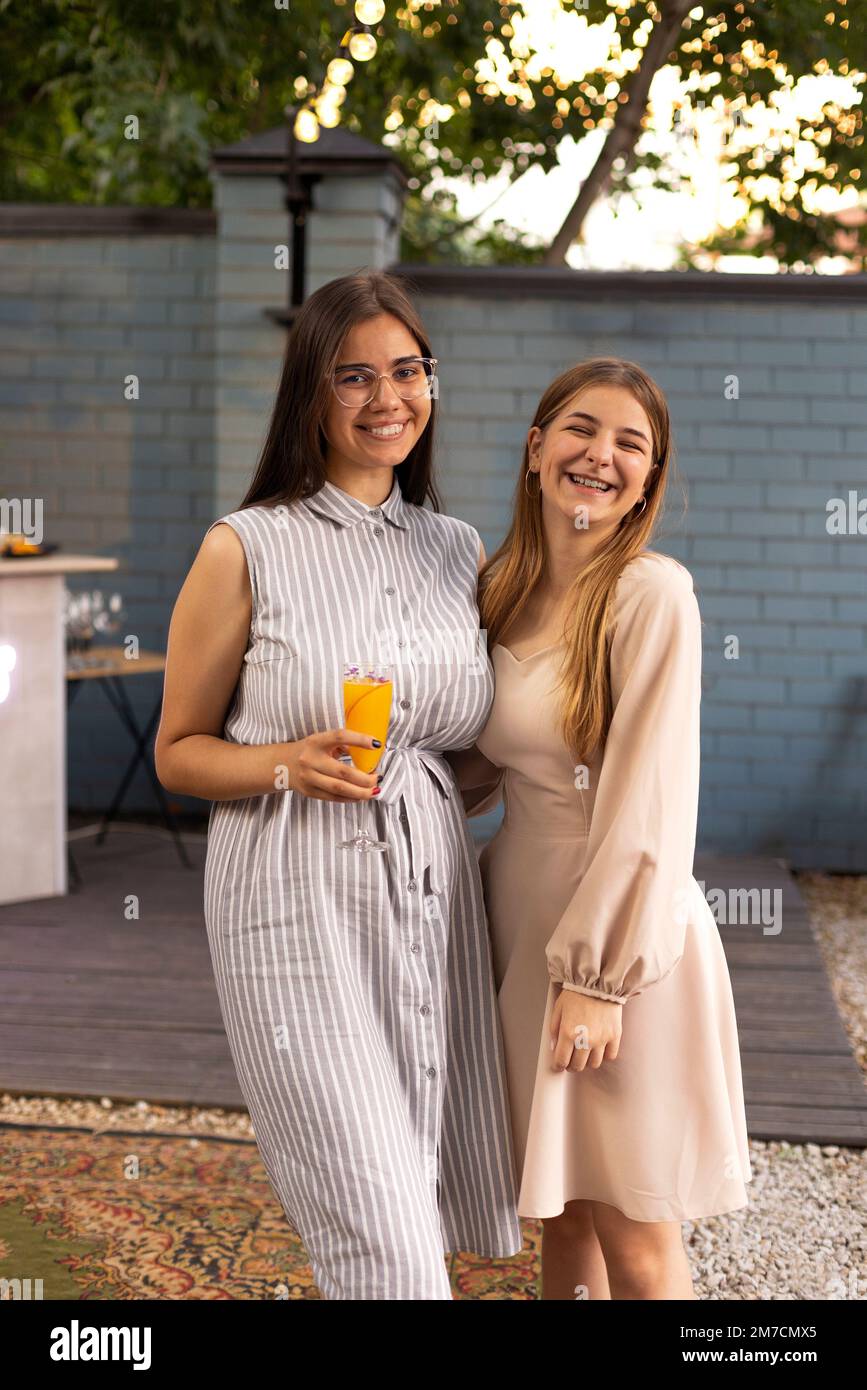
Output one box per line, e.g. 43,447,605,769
373,745,453,894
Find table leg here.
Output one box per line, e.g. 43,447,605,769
94,676,193,869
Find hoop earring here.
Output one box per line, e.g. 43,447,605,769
525,467,539,498
634,496,647,517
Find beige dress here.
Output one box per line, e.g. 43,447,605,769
458,551,752,1223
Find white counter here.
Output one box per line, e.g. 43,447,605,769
0,554,119,905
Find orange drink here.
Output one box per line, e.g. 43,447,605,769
339,661,393,854
343,675,392,772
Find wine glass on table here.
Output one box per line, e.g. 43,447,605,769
338,661,393,853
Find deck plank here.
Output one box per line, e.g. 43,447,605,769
0,833,864,1145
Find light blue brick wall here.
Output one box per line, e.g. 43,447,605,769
307,174,403,292
2,186,864,869
0,228,217,811
210,174,285,516
412,288,867,870
0,166,405,816
209,168,404,515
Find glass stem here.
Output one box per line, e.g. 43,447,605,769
358,797,369,841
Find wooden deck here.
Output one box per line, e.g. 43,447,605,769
0,828,864,1145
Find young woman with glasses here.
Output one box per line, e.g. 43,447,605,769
154,270,522,1300
447,358,752,1301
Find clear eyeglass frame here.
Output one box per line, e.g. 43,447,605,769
330,357,438,408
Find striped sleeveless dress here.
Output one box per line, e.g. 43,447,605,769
202,477,522,1300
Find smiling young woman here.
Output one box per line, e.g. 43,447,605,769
154,269,522,1300
448,357,752,1301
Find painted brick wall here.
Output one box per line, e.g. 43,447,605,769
1,181,864,870
210,169,403,517
0,229,217,811
413,288,867,869
0,167,404,818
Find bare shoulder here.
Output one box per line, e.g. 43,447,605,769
186,511,262,608
198,501,288,571
200,517,246,563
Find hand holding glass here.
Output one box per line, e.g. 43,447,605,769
338,662,393,853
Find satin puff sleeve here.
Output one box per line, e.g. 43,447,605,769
544,559,703,1004
442,744,505,817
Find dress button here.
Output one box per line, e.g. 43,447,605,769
399,699,411,710
425,1067,437,1080
385,586,396,596
419,1004,431,1017
373,526,384,537
407,878,417,892
397,638,406,648
410,943,420,954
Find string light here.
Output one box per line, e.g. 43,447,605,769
294,107,320,142
315,81,346,127
327,54,354,85
315,104,341,128
355,0,385,22
293,7,383,145
348,29,377,61
320,81,347,108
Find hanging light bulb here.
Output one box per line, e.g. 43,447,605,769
327,55,354,85
348,29,377,61
294,107,320,143
321,81,347,107
315,84,343,127
315,101,341,129
355,0,385,22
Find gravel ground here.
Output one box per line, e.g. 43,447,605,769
799,872,867,1074
1,871,864,1299
685,1138,864,1300
685,872,866,1301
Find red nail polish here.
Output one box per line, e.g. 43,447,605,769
372,787,381,795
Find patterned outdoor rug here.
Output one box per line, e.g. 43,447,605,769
0,1126,541,1300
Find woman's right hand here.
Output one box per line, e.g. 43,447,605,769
549,986,623,1073
278,729,383,802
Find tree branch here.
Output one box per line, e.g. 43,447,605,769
543,0,692,265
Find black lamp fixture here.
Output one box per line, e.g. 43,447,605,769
278,2,385,319
281,104,314,318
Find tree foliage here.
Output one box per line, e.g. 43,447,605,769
0,0,862,266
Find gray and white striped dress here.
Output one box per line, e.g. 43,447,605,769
202,477,522,1299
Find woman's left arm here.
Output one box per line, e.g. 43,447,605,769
442,745,505,816
544,565,703,1005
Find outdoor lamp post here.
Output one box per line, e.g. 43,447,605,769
283,104,315,316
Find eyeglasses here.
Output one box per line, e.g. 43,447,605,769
330,357,438,407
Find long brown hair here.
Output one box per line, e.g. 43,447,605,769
239,269,440,512
479,357,686,764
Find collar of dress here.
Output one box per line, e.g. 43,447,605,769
302,477,411,531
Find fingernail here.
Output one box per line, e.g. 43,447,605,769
549,1038,555,1051
377,774,383,783
372,787,381,795
372,739,382,748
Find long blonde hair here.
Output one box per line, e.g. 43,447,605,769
479,357,685,764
